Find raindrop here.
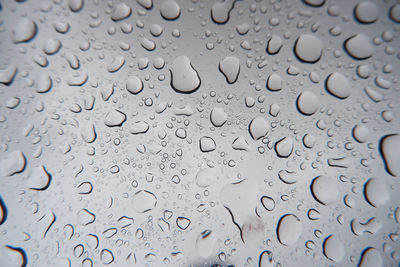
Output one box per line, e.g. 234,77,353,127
294,34,323,63
344,34,373,60
311,175,339,205
176,217,191,230
276,214,302,246
323,235,345,262
219,56,240,84
13,18,37,43
170,56,201,93
379,134,400,176
160,1,181,20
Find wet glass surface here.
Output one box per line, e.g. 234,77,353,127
0,0,399,266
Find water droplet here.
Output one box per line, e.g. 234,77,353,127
311,175,338,205
211,0,235,24
107,55,125,72
219,56,240,84
104,109,126,127
170,56,200,93
364,178,389,207
352,124,369,143
294,34,323,63
111,3,131,21
267,35,283,55
358,247,383,267
26,166,52,191
344,34,373,60
13,18,37,43
249,117,269,140
325,72,351,99
0,151,26,176
302,0,325,7
0,66,17,85
297,91,318,115
354,2,378,24
160,1,181,20
176,216,191,230
43,38,61,55
132,190,157,213
323,234,345,262
261,196,275,211
266,73,282,91
275,137,294,158
130,121,149,134
195,168,216,188
199,136,216,152
36,74,52,93
69,0,84,12
210,107,227,127
380,134,400,176
195,230,216,258
276,214,302,246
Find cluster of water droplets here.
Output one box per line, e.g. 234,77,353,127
0,0,399,266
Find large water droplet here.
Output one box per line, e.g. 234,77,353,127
294,34,323,63
379,134,400,176
276,214,302,246
170,56,201,93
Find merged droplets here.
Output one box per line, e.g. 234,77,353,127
170,56,200,93
294,34,323,63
